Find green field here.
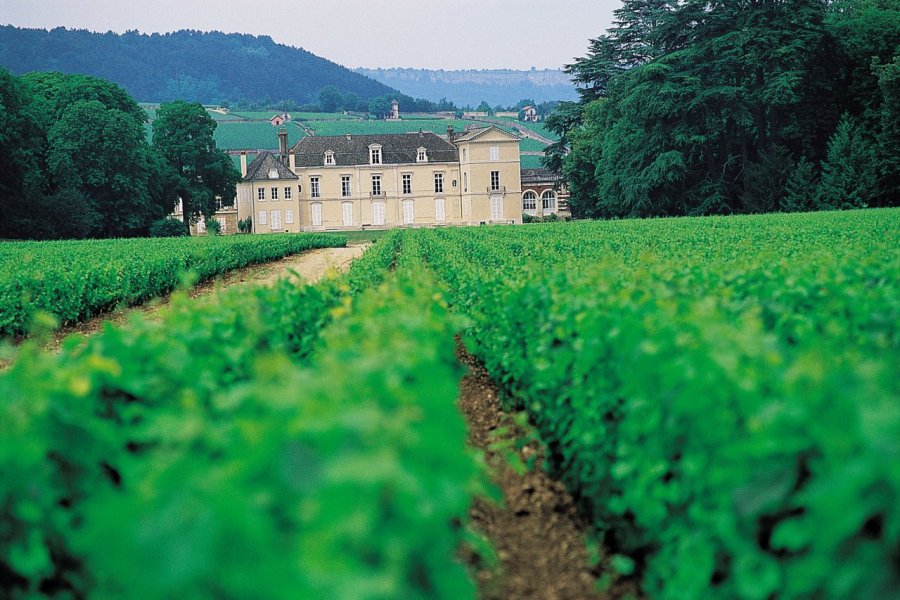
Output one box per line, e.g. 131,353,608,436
413,208,900,600
213,121,306,150
0,234,344,337
1,234,479,599
1,209,897,598
518,122,559,141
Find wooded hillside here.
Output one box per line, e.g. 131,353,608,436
0,26,400,105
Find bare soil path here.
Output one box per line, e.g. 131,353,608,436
456,345,642,600
1,245,367,365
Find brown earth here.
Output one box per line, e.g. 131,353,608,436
1,244,367,366
457,345,642,600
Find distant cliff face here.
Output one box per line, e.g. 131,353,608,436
355,68,578,106
0,26,400,105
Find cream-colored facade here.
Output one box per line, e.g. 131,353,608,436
236,126,522,233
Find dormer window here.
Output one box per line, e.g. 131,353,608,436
369,145,382,165
268,168,280,179
324,151,335,166
417,147,428,163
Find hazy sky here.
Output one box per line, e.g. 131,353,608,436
0,0,618,70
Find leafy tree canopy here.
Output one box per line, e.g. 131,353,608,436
152,100,239,225
552,0,900,218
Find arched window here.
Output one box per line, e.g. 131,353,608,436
522,191,537,211
542,190,557,212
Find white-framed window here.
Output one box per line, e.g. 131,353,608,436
542,190,557,211
491,196,503,221
258,210,267,226
490,171,501,191
341,175,352,197
434,172,444,194
310,177,320,198
268,168,280,179
435,198,445,222
417,147,428,162
284,186,292,199
490,146,500,161
342,202,353,227
402,173,412,195
372,174,382,196
324,151,335,166
258,188,265,201
220,219,226,233
270,210,283,231
271,187,279,200
369,145,382,165
402,199,414,225
373,201,385,226
523,191,537,211
311,203,323,227
285,209,295,224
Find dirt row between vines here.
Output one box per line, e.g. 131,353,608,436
457,345,642,600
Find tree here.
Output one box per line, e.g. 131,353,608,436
318,86,343,112
368,97,391,119
873,50,900,206
0,67,43,239
476,101,493,115
46,99,162,237
549,0,897,218
817,115,878,209
341,91,360,112
152,101,239,226
783,156,819,213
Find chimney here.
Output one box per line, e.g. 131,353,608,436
240,151,248,178
346,133,351,141
446,124,455,142
278,128,288,163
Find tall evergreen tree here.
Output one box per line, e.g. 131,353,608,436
817,115,879,209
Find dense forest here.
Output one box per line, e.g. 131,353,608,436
0,27,401,107
0,69,236,239
547,0,899,218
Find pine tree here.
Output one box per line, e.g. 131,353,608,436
782,156,819,212
817,115,878,209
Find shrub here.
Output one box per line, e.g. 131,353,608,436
149,217,189,237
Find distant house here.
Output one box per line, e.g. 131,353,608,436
270,112,291,126
388,99,400,120
522,105,538,122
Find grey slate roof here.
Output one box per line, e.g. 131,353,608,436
452,126,492,142
291,132,459,168
244,151,298,181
